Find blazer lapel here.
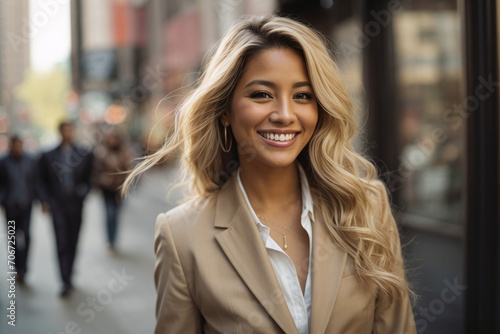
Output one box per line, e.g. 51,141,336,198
309,212,348,334
214,174,299,334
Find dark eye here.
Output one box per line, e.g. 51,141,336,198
294,92,313,100
250,91,272,99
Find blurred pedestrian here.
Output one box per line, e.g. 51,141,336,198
38,121,94,297
0,135,39,284
124,16,416,333
93,130,131,253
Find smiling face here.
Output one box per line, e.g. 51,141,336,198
224,47,318,170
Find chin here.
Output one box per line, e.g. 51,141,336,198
261,155,299,169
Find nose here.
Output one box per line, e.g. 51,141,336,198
269,98,296,126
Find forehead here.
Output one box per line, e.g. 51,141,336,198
240,48,310,83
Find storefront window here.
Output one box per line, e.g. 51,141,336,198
332,16,366,151
393,9,464,224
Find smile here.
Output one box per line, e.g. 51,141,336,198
258,132,297,142
257,130,301,148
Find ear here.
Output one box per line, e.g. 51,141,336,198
219,112,230,127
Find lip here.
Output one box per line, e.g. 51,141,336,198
258,129,300,134
257,130,300,148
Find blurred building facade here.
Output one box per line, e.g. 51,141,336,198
70,0,278,150
0,0,31,150
0,0,31,106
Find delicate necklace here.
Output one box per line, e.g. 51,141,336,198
257,214,299,250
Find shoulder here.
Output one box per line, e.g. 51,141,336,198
73,144,93,158
20,155,38,169
154,194,222,268
78,144,92,153
40,146,58,159
22,153,37,163
155,194,218,242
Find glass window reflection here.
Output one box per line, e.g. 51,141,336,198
394,10,464,224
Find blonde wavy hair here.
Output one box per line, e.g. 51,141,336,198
124,15,414,308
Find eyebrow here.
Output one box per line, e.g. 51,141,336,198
244,80,312,89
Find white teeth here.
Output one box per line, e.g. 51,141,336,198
262,132,296,142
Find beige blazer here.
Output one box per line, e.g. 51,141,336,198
154,173,416,334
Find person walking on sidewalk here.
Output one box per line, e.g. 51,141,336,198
38,121,94,297
0,135,39,284
93,130,131,253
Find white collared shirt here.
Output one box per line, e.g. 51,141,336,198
237,165,314,334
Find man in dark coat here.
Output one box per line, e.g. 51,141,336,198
0,135,39,284
38,121,93,297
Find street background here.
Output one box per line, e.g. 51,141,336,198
0,162,182,334
0,0,488,333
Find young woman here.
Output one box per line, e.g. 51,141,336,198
124,15,416,334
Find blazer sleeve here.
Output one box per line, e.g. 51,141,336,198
154,213,203,334
372,182,417,334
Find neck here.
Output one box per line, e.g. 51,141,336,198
239,161,301,213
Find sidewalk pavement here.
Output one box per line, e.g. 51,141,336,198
0,163,182,334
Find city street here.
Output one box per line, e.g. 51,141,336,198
1,0,487,331
0,162,182,334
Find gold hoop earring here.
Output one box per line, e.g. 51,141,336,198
221,125,232,153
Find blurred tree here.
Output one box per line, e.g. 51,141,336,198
15,67,70,132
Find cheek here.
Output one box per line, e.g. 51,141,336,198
230,101,267,136
302,107,319,134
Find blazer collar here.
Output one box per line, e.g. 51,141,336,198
214,172,347,334
309,205,348,334
214,173,299,333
